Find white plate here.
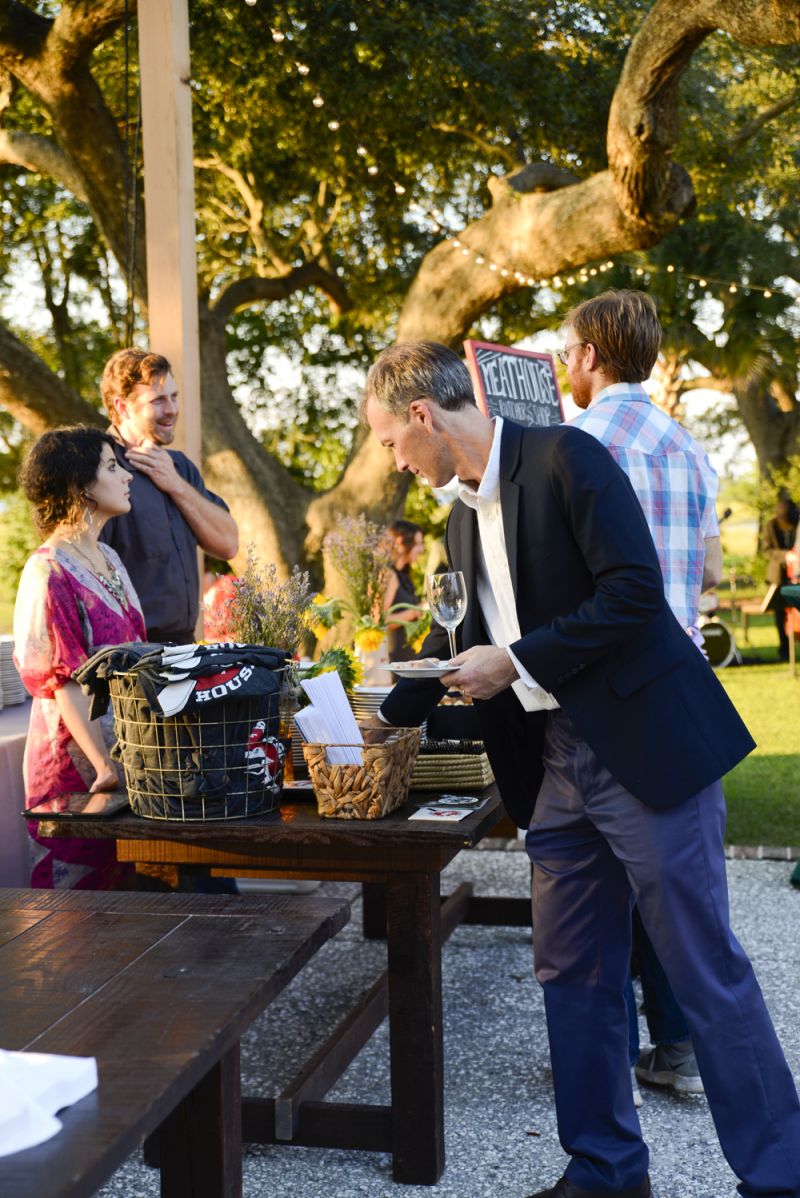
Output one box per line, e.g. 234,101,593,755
387,662,460,679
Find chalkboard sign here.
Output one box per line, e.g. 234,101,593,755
464,340,563,428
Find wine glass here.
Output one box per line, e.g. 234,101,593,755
425,571,468,662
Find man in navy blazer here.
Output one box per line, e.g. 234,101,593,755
364,341,800,1198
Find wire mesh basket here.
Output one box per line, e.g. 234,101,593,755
109,671,286,821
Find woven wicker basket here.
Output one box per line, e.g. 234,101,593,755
302,726,421,819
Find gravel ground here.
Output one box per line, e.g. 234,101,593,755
96,853,800,1198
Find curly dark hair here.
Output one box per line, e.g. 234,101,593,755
19,425,117,536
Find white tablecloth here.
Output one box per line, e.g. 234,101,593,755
0,702,31,887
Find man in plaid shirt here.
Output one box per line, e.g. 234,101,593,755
565,289,721,1105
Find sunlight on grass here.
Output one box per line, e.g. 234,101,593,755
720,615,800,844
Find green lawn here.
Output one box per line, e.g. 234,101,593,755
719,613,800,846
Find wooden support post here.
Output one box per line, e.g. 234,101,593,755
137,0,201,465
385,871,445,1184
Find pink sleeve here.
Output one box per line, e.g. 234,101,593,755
13,554,91,698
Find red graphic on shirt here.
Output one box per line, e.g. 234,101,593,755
194,664,254,704
244,719,285,784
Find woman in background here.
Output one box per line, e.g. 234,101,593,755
383,519,425,663
762,496,799,662
14,426,145,888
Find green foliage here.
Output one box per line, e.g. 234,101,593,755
1,0,799,487
301,646,360,693
0,492,39,606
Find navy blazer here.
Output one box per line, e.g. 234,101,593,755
382,420,754,827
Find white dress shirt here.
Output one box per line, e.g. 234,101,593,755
457,418,559,713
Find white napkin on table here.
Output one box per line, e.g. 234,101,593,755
0,1050,98,1157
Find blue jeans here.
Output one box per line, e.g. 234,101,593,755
527,710,800,1196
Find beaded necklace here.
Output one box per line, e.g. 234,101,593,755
68,543,129,608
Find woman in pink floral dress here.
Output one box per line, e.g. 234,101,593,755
14,426,146,888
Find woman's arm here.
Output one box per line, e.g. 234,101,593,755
54,681,118,791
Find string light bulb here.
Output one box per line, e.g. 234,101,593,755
285,75,795,310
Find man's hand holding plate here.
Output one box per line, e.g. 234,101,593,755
442,645,518,700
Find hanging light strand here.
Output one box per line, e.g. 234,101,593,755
266,25,797,310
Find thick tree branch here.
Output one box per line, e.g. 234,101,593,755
770,378,798,414
679,375,733,393
396,170,669,344
0,1,50,66
608,0,800,227
0,318,103,434
0,3,144,300
212,263,352,323
48,0,128,72
503,161,581,193
0,128,89,201
390,0,800,347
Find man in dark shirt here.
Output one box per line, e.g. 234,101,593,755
99,348,238,643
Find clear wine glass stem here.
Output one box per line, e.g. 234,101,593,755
447,629,457,659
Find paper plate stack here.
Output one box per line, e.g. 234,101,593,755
0,637,28,707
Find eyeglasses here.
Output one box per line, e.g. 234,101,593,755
557,341,587,366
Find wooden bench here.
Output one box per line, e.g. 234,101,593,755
0,888,349,1198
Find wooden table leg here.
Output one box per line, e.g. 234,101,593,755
362,881,387,939
385,871,444,1184
158,1043,242,1198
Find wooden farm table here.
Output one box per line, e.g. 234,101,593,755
34,785,530,1184
0,887,349,1198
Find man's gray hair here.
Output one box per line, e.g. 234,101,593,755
361,341,476,422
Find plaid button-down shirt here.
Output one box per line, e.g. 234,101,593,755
569,383,719,634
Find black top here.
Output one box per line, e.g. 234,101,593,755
387,566,420,662
100,436,229,641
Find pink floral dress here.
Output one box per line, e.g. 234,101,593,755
13,545,146,889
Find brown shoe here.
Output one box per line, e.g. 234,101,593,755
526,1175,651,1198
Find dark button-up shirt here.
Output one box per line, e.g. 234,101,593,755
100,434,229,641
